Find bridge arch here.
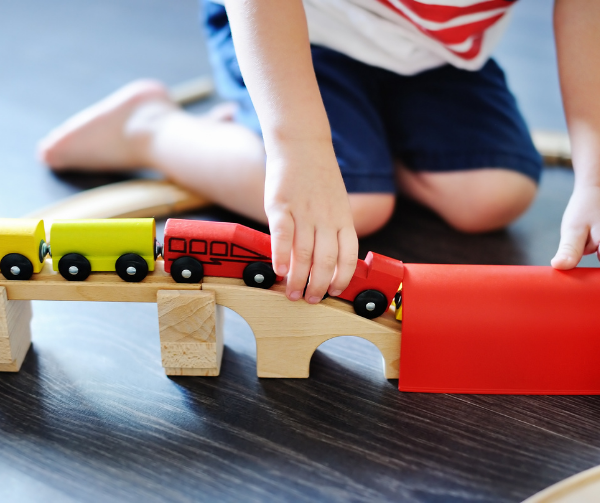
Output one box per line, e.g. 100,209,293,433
203,282,401,379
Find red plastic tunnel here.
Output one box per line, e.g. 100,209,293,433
399,264,600,394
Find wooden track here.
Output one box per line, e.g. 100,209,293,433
26,179,211,238
524,464,600,502
0,259,200,302
0,259,401,379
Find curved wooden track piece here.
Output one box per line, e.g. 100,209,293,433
524,464,600,502
531,130,572,168
203,282,401,379
26,179,211,236
169,76,214,106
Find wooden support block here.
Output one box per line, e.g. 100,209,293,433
158,290,223,376
0,287,32,372
202,283,401,379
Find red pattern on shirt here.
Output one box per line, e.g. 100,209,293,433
375,0,512,59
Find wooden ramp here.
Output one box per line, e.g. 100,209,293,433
0,259,401,379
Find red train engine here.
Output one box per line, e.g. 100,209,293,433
163,219,278,288
163,219,403,320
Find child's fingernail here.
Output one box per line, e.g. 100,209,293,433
276,265,288,275
329,290,342,297
289,291,302,301
308,296,321,304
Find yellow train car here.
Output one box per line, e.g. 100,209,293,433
50,219,157,282
0,219,48,280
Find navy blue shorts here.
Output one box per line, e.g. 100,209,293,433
203,2,542,193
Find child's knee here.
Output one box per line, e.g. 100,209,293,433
349,193,395,237
441,170,538,233
399,167,538,233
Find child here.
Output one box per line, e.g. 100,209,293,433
37,0,600,304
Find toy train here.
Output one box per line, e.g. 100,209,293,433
0,218,403,320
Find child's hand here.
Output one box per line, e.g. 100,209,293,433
265,138,358,303
551,184,600,269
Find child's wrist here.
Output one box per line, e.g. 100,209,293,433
263,133,335,161
263,130,332,150
573,165,600,189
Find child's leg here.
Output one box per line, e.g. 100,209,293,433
397,167,537,233
385,59,543,232
38,80,393,236
38,80,268,222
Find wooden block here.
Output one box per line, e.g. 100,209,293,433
158,290,223,376
202,283,401,379
0,259,201,302
0,287,32,372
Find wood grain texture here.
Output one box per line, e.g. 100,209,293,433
0,260,200,302
158,290,223,376
0,287,31,371
202,282,400,379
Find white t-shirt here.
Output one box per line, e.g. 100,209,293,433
211,0,516,75
303,0,515,75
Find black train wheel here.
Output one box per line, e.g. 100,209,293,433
0,253,34,281
353,290,389,319
171,256,204,284
243,262,276,289
115,254,149,282
58,253,91,281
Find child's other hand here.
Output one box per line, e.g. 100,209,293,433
265,139,358,303
551,184,600,269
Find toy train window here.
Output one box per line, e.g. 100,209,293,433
168,238,186,253
210,241,228,256
231,244,269,260
190,239,207,255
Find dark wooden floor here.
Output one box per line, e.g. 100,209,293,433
2,0,599,501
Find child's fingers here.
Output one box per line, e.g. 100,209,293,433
286,224,315,301
328,226,358,296
551,226,588,269
304,228,338,303
269,210,295,277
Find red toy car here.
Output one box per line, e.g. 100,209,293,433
163,219,403,319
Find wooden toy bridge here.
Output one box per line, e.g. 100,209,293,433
0,259,401,378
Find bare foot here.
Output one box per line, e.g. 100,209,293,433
37,80,175,171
